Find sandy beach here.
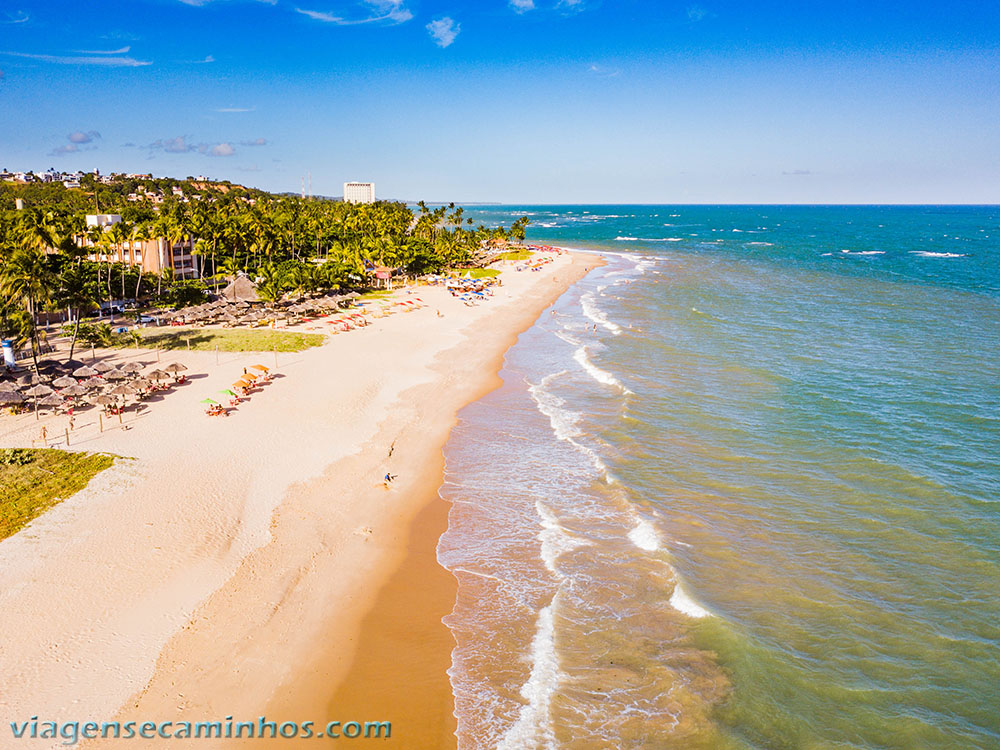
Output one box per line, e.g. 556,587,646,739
0,249,595,748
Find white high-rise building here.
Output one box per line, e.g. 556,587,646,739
343,182,375,204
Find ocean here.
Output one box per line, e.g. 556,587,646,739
437,206,1000,749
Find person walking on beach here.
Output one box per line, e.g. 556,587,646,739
383,472,397,488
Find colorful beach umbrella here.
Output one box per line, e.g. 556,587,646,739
201,398,220,405
220,390,237,397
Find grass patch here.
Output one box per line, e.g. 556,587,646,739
140,328,325,352
359,289,393,300
0,449,116,540
498,249,532,262
466,268,501,279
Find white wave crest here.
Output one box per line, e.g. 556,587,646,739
497,601,561,750
528,373,581,442
670,583,711,619
536,501,587,576
581,293,622,335
627,519,660,551
910,251,967,258
527,374,616,484
615,236,638,241
573,347,630,393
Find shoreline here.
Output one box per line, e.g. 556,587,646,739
0,248,598,749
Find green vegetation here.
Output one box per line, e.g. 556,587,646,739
466,268,501,279
60,321,142,349
498,249,531,262
1,177,530,366
140,328,325,352
0,449,116,540
359,289,393,300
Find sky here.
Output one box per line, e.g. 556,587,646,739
0,0,998,203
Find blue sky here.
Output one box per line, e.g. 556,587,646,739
1,0,998,203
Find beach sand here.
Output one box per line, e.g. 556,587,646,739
0,250,596,748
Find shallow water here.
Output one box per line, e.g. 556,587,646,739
439,206,1000,749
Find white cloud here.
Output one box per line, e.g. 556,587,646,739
4,11,29,24
588,63,620,78
509,0,534,11
209,143,235,157
0,50,151,66
50,144,79,156
687,5,709,22
216,106,256,113
76,46,131,54
148,136,243,157
194,55,215,63
68,130,101,144
152,136,196,153
296,0,412,25
426,17,460,48
240,138,268,146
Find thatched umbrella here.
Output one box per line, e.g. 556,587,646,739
164,363,188,373
17,373,44,386
93,361,117,373
24,384,54,398
131,378,152,390
0,391,25,405
110,383,137,397
37,394,64,409
105,369,128,381
73,366,98,378
94,394,117,407
0,381,18,392
121,362,145,374
53,375,78,388
61,384,89,398
147,369,168,381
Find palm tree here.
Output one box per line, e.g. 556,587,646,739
0,246,55,373
56,264,96,363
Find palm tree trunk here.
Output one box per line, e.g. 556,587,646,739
68,308,81,363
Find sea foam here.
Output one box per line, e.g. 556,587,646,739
628,519,661,551
497,601,561,750
573,346,631,393
581,292,622,335
536,500,587,576
670,583,711,619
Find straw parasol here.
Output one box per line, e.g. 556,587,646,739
61,384,89,398
17,373,44,386
148,369,168,381
131,378,152,390
0,391,25,404
164,363,188,373
110,383,138,397
105,369,128,381
53,375,78,388
93,361,117,373
94,394,117,406
73,366,98,378
121,362,145,374
24,384,54,397
37,394,64,408
0,381,18,392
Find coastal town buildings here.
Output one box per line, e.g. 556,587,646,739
78,214,199,279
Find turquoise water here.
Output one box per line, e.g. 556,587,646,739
438,207,1000,749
